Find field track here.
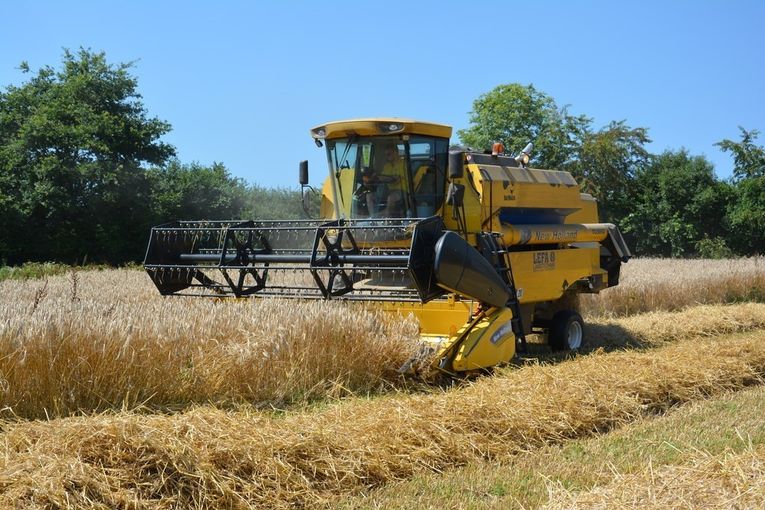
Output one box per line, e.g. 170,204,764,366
349,382,765,509
544,443,765,509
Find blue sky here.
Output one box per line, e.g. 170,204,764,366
1,1,763,188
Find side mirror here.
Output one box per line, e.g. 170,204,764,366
299,160,309,185
448,151,464,179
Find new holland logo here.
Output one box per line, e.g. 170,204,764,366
490,321,514,345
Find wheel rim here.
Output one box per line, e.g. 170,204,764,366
566,320,583,350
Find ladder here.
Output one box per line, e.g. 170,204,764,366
477,232,527,353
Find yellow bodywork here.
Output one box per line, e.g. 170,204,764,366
313,118,622,374
382,297,474,337
450,307,516,371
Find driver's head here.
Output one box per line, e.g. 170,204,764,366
383,143,399,161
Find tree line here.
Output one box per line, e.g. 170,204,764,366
0,50,314,265
1,51,763,265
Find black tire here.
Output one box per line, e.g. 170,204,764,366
548,310,585,352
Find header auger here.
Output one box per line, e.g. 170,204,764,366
144,118,631,376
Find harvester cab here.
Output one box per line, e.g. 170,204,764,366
306,120,451,221
144,118,631,376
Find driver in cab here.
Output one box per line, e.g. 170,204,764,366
363,142,406,217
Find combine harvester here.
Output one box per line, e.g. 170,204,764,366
144,119,630,376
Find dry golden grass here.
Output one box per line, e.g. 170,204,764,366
582,257,765,317
4,267,765,421
544,445,765,509
1,331,765,508
0,269,419,419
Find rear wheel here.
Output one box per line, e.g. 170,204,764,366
548,310,585,352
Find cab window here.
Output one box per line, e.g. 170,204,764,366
326,136,448,219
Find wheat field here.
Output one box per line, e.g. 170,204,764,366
580,257,765,316
0,269,420,419
1,259,765,419
1,258,765,507
2,258,765,419
1,331,764,508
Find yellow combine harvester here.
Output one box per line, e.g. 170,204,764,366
144,118,630,375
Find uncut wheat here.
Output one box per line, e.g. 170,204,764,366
0,269,419,419
4,264,765,419
581,256,765,316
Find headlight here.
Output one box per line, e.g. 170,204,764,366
377,122,404,134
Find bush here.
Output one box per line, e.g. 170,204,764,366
0,262,70,281
696,236,734,259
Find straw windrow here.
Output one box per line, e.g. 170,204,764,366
1,331,764,508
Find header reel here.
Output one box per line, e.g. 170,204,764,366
144,216,515,309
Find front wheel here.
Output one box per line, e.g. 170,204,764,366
548,310,585,352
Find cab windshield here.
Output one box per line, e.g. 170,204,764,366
326,136,448,219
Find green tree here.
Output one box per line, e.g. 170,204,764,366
623,150,732,257
726,176,765,254
457,83,590,169
716,127,765,180
148,164,316,223
458,83,650,226
244,185,319,220
716,128,765,254
149,161,248,221
0,48,175,263
566,121,651,224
